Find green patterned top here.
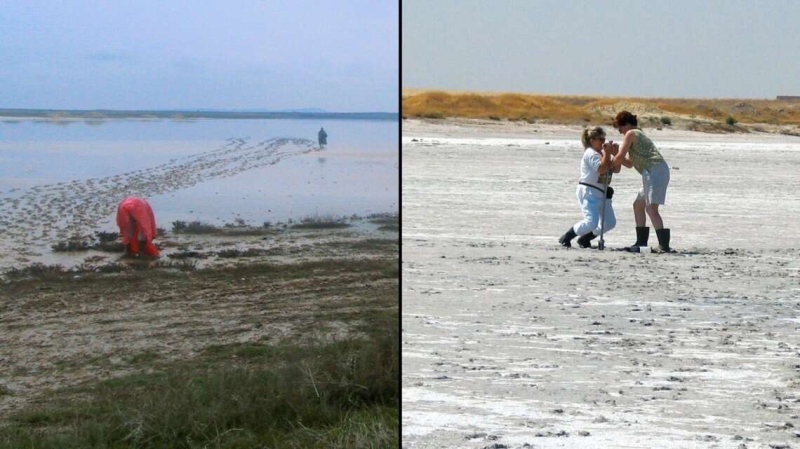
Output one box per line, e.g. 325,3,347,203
629,129,665,173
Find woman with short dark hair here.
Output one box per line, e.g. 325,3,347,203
611,110,672,253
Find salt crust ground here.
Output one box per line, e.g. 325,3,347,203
402,118,800,449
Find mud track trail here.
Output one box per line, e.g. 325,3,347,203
0,137,318,267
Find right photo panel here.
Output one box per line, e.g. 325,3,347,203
402,1,800,447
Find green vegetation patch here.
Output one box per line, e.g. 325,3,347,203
171,220,281,237
4,263,68,280
0,313,399,449
171,220,221,235
51,231,126,253
216,248,269,258
322,239,398,254
368,213,399,232
167,250,208,259
3,258,398,295
51,239,91,252
292,214,351,230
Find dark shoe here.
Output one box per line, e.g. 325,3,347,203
625,226,650,251
576,232,598,248
559,227,578,248
654,228,672,253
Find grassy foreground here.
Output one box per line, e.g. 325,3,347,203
0,257,399,449
0,329,397,449
402,89,800,130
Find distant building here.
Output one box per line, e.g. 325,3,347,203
776,96,800,101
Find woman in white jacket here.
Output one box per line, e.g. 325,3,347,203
558,126,624,248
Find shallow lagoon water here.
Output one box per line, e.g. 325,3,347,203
0,117,397,269
0,117,398,224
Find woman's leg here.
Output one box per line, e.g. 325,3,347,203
574,192,606,248
628,191,650,249
128,221,142,254
633,196,647,227
596,200,616,234
645,162,669,231
646,203,664,230
561,187,599,247
574,194,602,236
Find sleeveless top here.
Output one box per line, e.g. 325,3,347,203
629,129,665,173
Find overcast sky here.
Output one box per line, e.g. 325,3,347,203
0,1,398,112
403,0,800,99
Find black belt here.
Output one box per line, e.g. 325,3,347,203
579,182,606,193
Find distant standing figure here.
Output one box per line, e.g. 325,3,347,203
318,127,328,148
116,196,160,256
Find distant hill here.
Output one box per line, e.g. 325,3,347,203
401,89,800,134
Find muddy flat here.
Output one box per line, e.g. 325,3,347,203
402,118,800,448
0,223,399,418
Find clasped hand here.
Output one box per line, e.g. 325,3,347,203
603,141,620,155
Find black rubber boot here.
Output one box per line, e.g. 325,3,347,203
626,226,649,251
558,227,578,248
576,232,598,248
635,226,650,246
654,228,672,253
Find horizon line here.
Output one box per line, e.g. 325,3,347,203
0,107,399,114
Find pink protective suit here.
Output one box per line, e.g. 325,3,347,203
116,196,159,256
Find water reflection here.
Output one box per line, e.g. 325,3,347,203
0,118,398,233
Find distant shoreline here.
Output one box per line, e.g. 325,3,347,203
0,109,398,121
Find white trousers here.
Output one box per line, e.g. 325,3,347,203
572,184,616,237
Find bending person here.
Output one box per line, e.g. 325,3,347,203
559,126,620,249
610,110,672,253
116,196,160,256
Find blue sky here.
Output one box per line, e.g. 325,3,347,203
403,0,800,99
0,1,398,111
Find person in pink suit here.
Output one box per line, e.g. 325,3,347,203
116,196,160,256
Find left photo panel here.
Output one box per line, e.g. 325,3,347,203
0,1,400,447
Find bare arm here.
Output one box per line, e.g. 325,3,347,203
611,131,636,170
609,143,624,172
598,143,613,175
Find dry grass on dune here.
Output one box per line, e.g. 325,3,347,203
402,90,590,122
402,89,800,129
